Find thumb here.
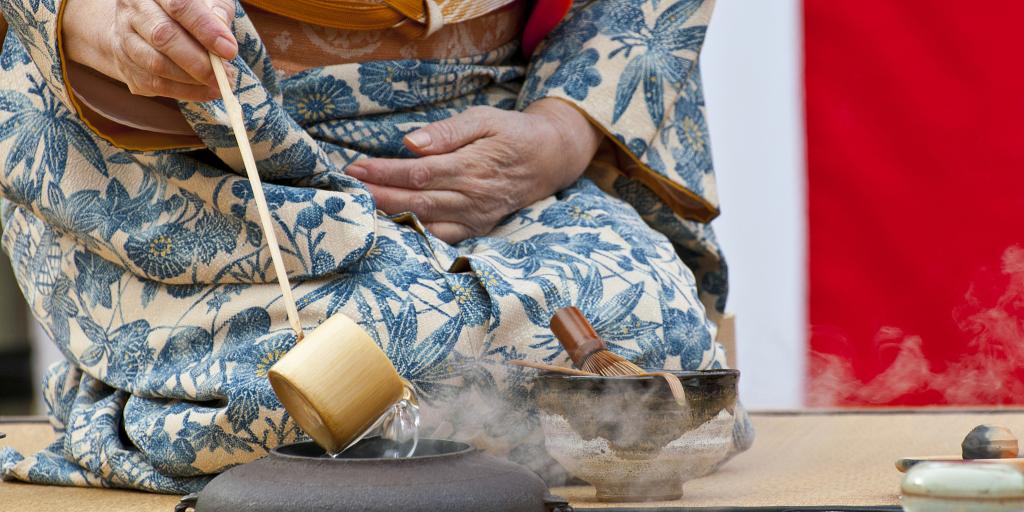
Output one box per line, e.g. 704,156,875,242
210,0,237,29
158,0,238,60
404,106,500,155
207,0,239,58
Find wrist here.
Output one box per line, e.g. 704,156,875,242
525,97,604,185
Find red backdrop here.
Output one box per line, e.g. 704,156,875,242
805,1,1024,405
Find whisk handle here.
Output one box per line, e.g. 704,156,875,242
550,306,606,367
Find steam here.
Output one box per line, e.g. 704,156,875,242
414,363,570,482
809,245,1024,406
414,362,740,500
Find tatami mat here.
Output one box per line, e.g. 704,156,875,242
0,420,181,511
4,411,1024,510
558,410,1024,509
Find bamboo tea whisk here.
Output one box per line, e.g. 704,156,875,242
508,307,686,406
550,306,645,376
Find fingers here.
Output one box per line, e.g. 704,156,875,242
155,0,237,59
116,33,218,100
346,155,460,190
363,182,488,243
423,222,474,244
145,79,219,101
131,2,217,85
122,69,220,100
121,31,203,85
403,106,503,155
362,183,473,222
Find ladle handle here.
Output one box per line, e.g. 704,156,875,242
209,53,304,341
549,306,606,367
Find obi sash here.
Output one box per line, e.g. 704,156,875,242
242,0,519,37
242,0,571,53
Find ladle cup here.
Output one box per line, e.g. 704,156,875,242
268,314,418,456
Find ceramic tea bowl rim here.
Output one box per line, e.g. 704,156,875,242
270,439,475,462
537,368,739,381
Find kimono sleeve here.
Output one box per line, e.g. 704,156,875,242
1,0,74,108
0,0,201,151
518,0,720,223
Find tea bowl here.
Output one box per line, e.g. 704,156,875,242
535,369,739,502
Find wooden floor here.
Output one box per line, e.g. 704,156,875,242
4,410,1024,510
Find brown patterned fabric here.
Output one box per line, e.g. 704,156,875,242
247,2,526,75
242,0,518,35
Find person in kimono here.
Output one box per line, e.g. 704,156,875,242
0,0,750,492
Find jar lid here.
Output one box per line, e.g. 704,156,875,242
902,461,1024,499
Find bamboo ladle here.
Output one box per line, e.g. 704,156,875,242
208,53,413,455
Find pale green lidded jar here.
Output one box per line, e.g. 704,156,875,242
902,461,1024,512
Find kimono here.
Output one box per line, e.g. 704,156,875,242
0,0,751,493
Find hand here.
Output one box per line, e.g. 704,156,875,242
346,99,604,244
62,0,237,101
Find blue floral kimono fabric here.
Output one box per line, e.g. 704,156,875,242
0,0,750,493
